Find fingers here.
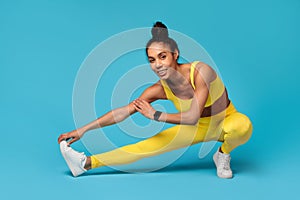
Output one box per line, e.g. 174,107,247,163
58,133,73,144
136,98,146,104
58,129,83,145
133,98,147,109
58,134,68,144
58,134,76,146
68,137,78,146
133,99,142,111
133,104,140,111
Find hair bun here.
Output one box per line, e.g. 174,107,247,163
151,21,169,40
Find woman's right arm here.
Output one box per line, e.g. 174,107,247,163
57,81,165,145
57,104,136,145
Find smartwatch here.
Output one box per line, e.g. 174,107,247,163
153,111,162,121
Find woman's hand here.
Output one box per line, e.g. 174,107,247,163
133,98,156,120
57,128,85,145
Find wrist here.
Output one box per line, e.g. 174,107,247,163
78,127,87,135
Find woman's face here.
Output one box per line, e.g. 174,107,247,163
147,42,178,80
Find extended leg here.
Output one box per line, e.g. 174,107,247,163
90,124,208,169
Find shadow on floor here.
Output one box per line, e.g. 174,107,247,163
71,158,262,177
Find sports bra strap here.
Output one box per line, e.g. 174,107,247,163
190,61,199,89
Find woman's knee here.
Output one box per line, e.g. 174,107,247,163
223,113,253,144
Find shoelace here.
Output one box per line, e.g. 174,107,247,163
218,154,231,170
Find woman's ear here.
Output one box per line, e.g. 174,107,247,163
173,49,179,60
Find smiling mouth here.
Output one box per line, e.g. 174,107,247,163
157,69,167,76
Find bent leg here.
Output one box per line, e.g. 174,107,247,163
219,112,253,154
91,124,208,169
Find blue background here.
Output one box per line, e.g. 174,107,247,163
1,0,299,199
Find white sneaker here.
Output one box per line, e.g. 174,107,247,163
213,148,233,179
59,140,87,177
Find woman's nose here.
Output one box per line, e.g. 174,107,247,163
155,61,163,69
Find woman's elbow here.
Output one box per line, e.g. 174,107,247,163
183,115,200,125
190,119,199,125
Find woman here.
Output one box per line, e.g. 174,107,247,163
58,22,253,178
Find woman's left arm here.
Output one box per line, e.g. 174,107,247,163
134,65,210,125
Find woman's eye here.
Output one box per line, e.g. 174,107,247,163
160,55,166,59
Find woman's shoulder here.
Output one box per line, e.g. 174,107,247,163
181,60,210,70
189,61,217,83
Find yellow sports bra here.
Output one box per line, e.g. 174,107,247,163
160,61,225,112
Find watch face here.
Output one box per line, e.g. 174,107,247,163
154,111,162,121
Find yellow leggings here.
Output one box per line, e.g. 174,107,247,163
90,103,253,169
